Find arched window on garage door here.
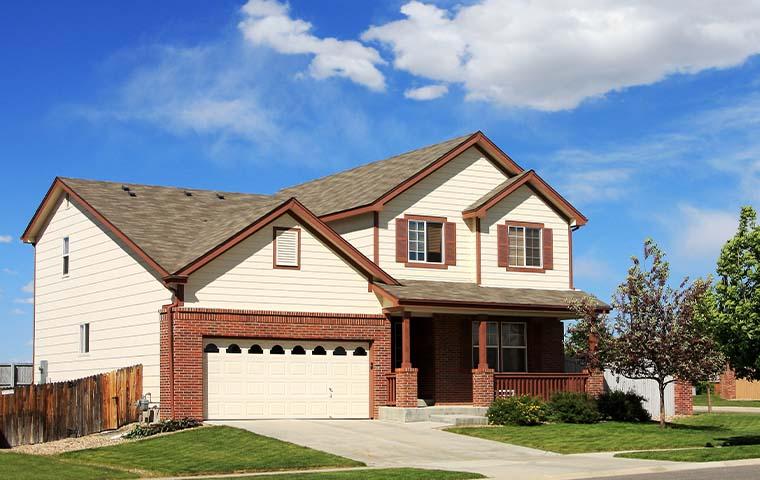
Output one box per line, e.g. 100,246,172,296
333,346,347,356
353,346,367,356
248,344,263,354
270,345,285,355
204,343,219,353
291,345,306,355
312,346,326,355
226,344,241,354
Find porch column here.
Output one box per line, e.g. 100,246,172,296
472,316,494,407
395,311,418,408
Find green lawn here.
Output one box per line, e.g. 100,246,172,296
224,468,483,479
448,413,760,454
693,394,760,408
0,452,137,480
62,426,361,476
617,444,760,462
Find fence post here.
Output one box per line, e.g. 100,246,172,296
10,363,16,388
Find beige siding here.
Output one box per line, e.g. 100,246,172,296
378,147,508,282
34,197,170,401
329,213,374,260
481,185,571,289
185,214,383,314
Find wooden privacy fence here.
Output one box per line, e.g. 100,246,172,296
0,365,142,448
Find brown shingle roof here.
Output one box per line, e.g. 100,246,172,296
377,279,609,311
60,178,280,274
276,133,475,216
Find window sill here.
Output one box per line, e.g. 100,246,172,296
273,264,300,270
405,262,448,270
506,266,545,273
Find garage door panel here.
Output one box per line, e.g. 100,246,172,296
204,339,370,420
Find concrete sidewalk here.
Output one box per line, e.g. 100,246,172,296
694,405,760,414
212,419,756,480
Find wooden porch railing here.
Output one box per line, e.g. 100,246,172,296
494,372,589,401
386,373,397,406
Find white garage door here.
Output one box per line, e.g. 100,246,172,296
203,339,370,419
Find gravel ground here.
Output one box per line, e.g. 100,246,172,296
11,423,136,455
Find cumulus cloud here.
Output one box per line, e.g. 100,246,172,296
363,0,760,110
0,235,12,243
238,0,386,91
404,84,448,100
670,204,738,259
14,297,33,305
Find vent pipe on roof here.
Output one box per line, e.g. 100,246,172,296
184,190,193,197
216,193,225,200
121,185,130,191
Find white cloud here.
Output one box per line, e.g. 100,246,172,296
238,0,386,91
363,0,760,110
10,308,25,316
670,204,738,259
14,297,33,305
0,235,12,243
2,268,17,275
404,84,448,100
573,255,614,282
22,281,33,293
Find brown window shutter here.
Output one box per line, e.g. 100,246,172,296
395,218,408,263
497,224,508,268
543,228,553,270
444,222,456,265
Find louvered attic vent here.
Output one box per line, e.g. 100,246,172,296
274,228,299,268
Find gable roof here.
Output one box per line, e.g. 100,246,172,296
21,178,397,285
278,131,524,220
463,170,588,226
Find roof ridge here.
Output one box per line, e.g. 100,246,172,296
277,132,476,194
59,176,273,198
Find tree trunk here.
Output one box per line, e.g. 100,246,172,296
707,383,713,414
659,383,666,428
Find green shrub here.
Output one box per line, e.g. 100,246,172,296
487,396,548,426
596,391,651,422
123,417,202,439
548,392,600,424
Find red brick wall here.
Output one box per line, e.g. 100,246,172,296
674,379,693,416
472,368,494,406
160,307,391,420
432,314,473,404
395,367,418,408
585,370,605,396
718,367,737,400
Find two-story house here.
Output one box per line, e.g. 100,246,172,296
21,131,605,420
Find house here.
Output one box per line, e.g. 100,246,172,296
21,131,607,420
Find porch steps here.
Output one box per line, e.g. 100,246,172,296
378,405,488,424
428,414,488,426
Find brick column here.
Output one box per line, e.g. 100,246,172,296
719,367,736,400
395,367,419,408
585,370,605,396
472,368,494,406
674,380,693,416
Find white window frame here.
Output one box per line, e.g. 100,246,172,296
472,321,528,372
79,323,90,354
407,219,444,264
62,236,70,277
508,225,542,268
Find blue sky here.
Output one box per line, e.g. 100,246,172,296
1,1,759,362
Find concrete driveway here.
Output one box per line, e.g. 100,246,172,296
212,419,711,479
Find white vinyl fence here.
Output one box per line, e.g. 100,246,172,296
604,370,675,420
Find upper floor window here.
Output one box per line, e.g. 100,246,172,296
62,237,70,276
273,227,300,269
408,220,443,263
508,225,541,268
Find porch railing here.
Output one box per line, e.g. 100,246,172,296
494,372,589,401
386,373,397,406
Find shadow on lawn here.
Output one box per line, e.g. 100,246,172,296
716,435,760,447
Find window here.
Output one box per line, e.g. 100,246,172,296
226,344,241,354
291,345,306,355
333,346,347,356
248,344,263,354
270,345,285,354
62,237,70,276
508,226,541,268
353,347,367,356
79,323,89,353
472,321,527,372
204,343,219,353
408,220,443,263
274,228,300,268
312,345,327,355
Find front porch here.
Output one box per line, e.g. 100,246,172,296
383,312,594,410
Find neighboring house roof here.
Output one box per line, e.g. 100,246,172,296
277,131,524,219
463,170,588,226
374,279,609,312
